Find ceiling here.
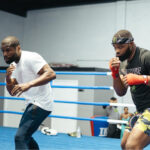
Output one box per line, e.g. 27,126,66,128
0,0,131,17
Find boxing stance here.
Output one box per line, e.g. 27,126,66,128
1,36,56,150
109,30,150,150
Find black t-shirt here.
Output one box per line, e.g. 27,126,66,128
120,47,150,112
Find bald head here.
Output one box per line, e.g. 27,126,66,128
1,36,20,49
1,36,21,64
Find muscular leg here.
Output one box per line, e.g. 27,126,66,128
121,130,130,150
125,109,150,149
125,127,150,150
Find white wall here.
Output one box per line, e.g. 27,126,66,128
23,3,116,68
0,11,25,66
126,0,150,49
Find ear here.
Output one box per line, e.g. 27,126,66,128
18,45,21,50
130,41,134,46
128,42,133,49
16,45,21,51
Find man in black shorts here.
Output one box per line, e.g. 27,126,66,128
109,29,150,149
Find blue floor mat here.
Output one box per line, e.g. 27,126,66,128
0,126,150,150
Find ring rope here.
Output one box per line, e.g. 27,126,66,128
0,82,113,90
0,70,6,73
0,96,25,101
0,110,128,124
54,100,135,107
0,70,129,125
55,71,111,76
54,100,109,106
0,83,6,86
0,70,111,76
110,103,135,107
0,96,135,107
51,85,113,90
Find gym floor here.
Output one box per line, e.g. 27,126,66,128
1,126,150,150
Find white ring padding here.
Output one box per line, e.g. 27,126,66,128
109,86,114,90
110,103,135,107
108,119,128,124
107,72,112,76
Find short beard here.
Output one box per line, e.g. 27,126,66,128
5,53,20,64
119,46,132,61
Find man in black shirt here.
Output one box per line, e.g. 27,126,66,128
109,29,150,149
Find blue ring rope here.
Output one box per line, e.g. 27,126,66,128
0,70,111,76
49,115,107,122
0,70,6,73
0,110,107,122
51,85,112,90
0,82,112,90
0,96,25,100
0,96,110,106
0,96,135,107
0,70,111,122
0,110,23,115
54,100,110,106
0,83,6,86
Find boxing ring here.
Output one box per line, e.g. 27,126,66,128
0,70,150,150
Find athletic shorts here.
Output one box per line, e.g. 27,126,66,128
125,108,150,136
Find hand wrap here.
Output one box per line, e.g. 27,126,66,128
109,63,119,79
126,73,148,85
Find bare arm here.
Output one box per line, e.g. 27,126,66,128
10,64,56,96
113,75,127,96
28,64,56,87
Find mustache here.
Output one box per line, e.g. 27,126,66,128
4,56,8,60
4,55,17,64
116,52,120,56
116,47,132,61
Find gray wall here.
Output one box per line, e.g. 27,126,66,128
1,0,150,68
23,2,116,68
22,0,150,69
0,11,25,66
